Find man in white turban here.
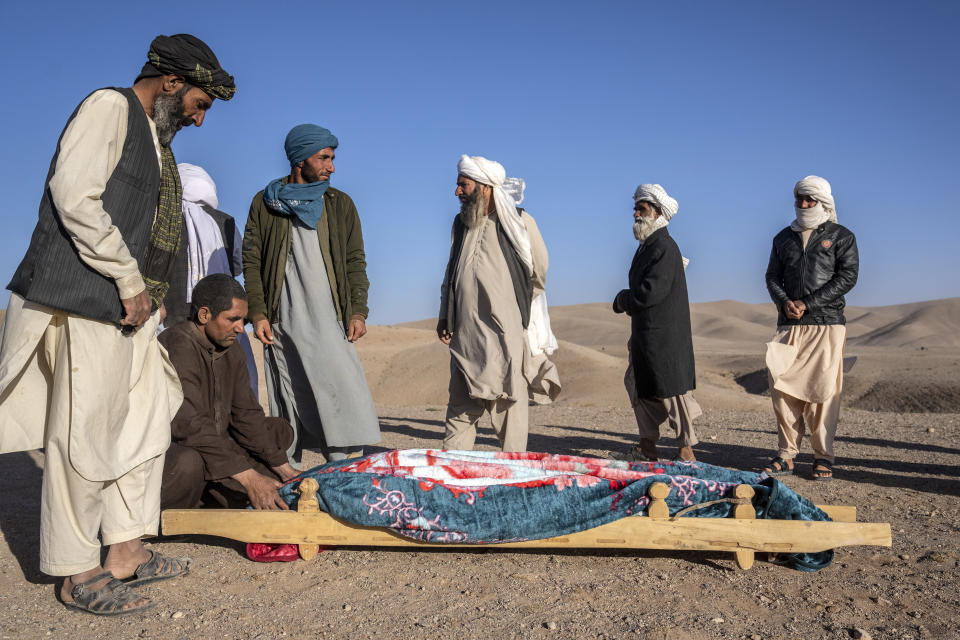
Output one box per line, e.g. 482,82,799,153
614,184,700,462
762,176,859,480
437,156,560,451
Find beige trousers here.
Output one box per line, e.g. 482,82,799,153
772,387,841,464
443,368,528,452
38,314,163,576
624,363,700,446
632,394,701,447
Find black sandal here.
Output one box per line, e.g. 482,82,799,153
62,572,155,616
812,459,834,481
762,456,794,476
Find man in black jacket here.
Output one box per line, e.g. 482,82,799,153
614,184,700,462
763,176,859,480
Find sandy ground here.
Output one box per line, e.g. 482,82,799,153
1,300,959,639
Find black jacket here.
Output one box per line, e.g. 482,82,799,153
765,221,859,326
613,228,696,399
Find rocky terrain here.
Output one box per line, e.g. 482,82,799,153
1,299,957,639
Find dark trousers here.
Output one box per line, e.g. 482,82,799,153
160,418,293,510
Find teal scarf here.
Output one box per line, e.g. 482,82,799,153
263,178,328,228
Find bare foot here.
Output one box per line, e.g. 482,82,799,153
103,540,151,580
676,446,696,462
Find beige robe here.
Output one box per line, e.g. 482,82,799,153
440,211,559,451
0,89,182,573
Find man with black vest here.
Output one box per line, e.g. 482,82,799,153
0,35,235,615
437,155,560,452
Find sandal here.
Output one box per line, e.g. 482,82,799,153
62,571,155,616
812,459,834,481
124,550,192,587
762,456,794,476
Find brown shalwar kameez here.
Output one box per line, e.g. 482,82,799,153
158,321,293,509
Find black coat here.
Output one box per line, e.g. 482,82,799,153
765,221,859,326
613,227,696,399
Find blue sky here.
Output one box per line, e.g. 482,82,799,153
1,1,957,323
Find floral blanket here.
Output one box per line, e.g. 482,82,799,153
278,449,832,571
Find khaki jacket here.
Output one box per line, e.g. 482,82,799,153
242,182,370,325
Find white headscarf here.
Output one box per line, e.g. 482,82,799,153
457,155,557,356
792,175,838,230
177,163,233,301
633,183,679,221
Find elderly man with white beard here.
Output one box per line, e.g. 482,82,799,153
762,176,859,481
437,156,560,452
613,184,701,462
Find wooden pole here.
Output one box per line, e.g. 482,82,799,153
296,478,321,561
732,484,756,570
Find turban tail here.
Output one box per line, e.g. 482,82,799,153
633,183,679,221
137,34,236,101
456,155,557,357
285,124,339,166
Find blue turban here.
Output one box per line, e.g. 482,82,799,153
284,124,338,166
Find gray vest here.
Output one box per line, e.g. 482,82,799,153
8,87,160,323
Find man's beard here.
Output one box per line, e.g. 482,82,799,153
633,216,662,241
301,163,328,184
153,87,189,146
458,189,487,229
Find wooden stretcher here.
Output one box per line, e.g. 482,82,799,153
162,479,892,570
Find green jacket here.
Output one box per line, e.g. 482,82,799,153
242,182,370,325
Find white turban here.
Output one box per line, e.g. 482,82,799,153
633,183,679,221
178,162,218,208
457,155,532,271
793,175,837,221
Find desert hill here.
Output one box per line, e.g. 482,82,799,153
1,298,957,412
388,298,960,413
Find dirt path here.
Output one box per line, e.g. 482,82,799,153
1,405,957,639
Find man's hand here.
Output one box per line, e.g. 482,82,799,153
271,462,300,483
119,290,151,328
784,300,807,320
232,468,288,510
613,289,632,316
347,315,367,342
253,316,274,345
436,318,452,345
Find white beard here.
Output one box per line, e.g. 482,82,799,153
633,215,668,241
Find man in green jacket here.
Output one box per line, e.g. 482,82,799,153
242,124,380,465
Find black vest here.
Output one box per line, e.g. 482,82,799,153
8,87,160,323
446,209,533,330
